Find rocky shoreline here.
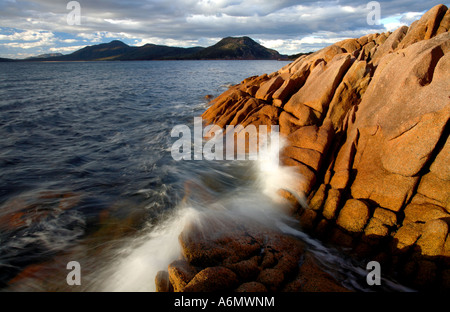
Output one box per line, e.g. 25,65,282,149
155,212,352,292
156,4,450,292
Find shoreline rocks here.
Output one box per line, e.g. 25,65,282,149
156,213,350,292
157,4,450,291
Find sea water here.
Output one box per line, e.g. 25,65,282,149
0,60,411,292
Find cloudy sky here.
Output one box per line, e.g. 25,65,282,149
0,0,447,58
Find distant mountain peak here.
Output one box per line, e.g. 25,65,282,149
195,36,282,60
17,36,286,62
26,53,63,59
217,36,258,45
107,40,129,47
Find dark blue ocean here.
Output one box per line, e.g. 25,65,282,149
0,60,410,292
0,60,289,289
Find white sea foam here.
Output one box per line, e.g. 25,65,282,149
97,132,293,291
98,207,199,292
95,131,412,292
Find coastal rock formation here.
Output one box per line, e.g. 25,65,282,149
155,214,348,292
157,4,450,291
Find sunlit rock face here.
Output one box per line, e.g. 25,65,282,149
188,4,450,291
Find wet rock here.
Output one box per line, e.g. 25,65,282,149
276,189,301,216
298,208,317,232
155,270,173,292
282,253,351,292
168,259,198,292
308,184,327,211
235,281,268,292
0,191,82,232
315,219,331,238
184,266,239,292
170,210,307,292
280,157,317,195
260,248,277,269
179,225,261,268
256,268,285,292
273,253,300,277
224,256,260,281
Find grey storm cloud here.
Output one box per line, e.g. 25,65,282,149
0,0,448,57
1,0,445,38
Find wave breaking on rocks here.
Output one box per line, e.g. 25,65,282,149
153,4,449,292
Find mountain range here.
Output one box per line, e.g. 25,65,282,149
1,37,289,62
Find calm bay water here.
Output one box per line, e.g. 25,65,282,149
0,60,289,289
0,60,410,292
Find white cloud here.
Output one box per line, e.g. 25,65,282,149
260,34,354,54
0,30,55,42
258,39,285,49
2,40,51,49
104,19,140,26
400,11,425,24
48,45,85,53
0,0,444,58
380,11,424,32
0,30,56,52
60,38,77,43
76,32,103,42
